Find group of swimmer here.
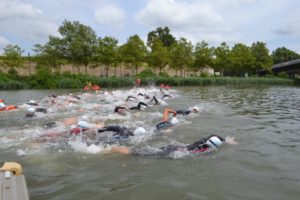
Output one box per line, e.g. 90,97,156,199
1,81,237,157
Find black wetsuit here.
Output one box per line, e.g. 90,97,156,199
186,135,225,152
114,106,126,113
150,96,159,105
133,135,225,156
25,113,35,118
26,102,38,106
176,109,192,116
156,121,172,130
98,126,134,137
126,96,137,101
138,93,150,99
161,94,172,99
129,102,148,110
35,108,47,113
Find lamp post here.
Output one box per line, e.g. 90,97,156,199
28,53,31,75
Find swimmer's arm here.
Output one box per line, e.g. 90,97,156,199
225,136,238,145
163,108,177,121
106,146,131,155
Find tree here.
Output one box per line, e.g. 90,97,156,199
213,42,230,76
193,41,214,74
271,47,300,64
147,26,176,47
3,44,24,76
57,20,97,74
251,42,272,74
229,43,255,77
33,36,65,72
169,38,194,76
96,36,119,77
120,35,147,75
147,38,170,74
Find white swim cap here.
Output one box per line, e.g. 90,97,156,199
170,117,179,125
0,103,6,109
193,106,199,112
134,127,146,136
27,107,35,113
77,120,90,128
29,100,36,104
206,136,222,148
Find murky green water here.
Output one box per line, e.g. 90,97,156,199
1,86,300,200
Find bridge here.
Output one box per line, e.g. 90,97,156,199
272,59,300,75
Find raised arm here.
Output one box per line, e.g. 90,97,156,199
162,108,177,122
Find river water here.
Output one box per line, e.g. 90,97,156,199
0,86,300,200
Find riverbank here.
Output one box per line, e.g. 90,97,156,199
0,73,297,90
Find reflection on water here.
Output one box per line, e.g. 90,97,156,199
1,86,300,200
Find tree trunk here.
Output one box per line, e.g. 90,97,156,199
105,65,109,77
114,66,117,76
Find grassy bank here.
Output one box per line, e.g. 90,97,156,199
0,73,297,90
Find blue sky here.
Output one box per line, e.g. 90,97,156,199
0,0,299,54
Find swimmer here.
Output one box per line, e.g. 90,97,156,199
126,96,138,101
35,107,47,113
156,108,179,130
114,106,127,115
176,106,199,115
0,103,6,111
107,135,238,156
98,126,145,138
114,102,148,114
0,102,17,112
25,107,36,118
129,102,148,110
26,100,38,106
149,96,160,105
138,93,150,99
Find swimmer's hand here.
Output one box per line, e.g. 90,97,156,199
225,136,238,145
110,146,131,155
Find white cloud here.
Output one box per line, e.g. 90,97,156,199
135,0,241,45
0,36,10,50
276,18,300,37
94,4,126,28
0,0,58,41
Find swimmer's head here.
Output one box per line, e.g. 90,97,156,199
29,100,37,104
27,107,35,113
0,99,4,103
134,127,146,136
170,117,179,125
0,103,6,109
77,121,90,129
192,106,199,113
207,136,222,148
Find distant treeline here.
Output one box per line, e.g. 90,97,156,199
0,20,300,79
0,68,297,90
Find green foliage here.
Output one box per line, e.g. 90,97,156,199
3,44,24,70
95,36,119,77
158,71,169,77
278,72,289,78
193,41,214,73
169,38,194,77
147,38,169,73
120,35,147,75
200,72,209,77
213,42,230,76
271,47,300,64
251,41,272,72
229,43,255,76
138,68,156,77
147,26,176,47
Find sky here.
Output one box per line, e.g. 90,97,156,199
0,0,299,55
